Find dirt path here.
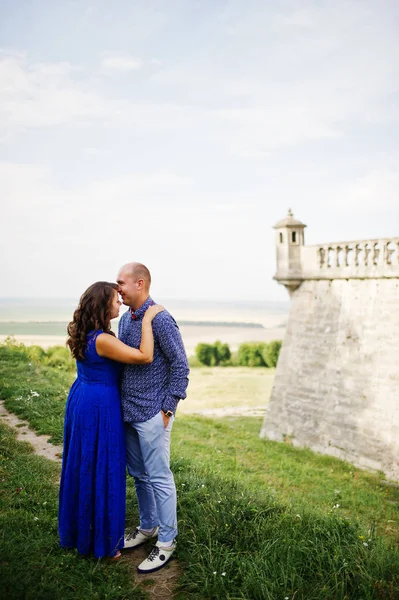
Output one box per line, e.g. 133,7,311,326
0,401,182,600
0,400,63,461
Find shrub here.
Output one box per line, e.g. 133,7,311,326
195,342,232,366
214,340,231,366
237,341,282,367
261,340,282,368
238,342,267,367
237,343,249,366
194,340,281,368
195,343,217,366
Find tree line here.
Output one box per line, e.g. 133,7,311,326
194,340,282,367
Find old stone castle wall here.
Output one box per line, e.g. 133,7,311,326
260,213,399,480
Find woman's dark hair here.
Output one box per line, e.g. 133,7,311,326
67,282,118,361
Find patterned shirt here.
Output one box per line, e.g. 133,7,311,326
118,296,190,423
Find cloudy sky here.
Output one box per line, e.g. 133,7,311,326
1,0,398,302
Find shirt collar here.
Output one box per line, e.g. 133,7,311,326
129,296,154,320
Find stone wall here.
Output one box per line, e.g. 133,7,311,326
260,277,399,480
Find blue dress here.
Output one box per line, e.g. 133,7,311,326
58,330,126,558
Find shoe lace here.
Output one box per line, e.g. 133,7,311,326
146,546,160,562
126,527,140,541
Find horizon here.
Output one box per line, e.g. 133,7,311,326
0,296,290,308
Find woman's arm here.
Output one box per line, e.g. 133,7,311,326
96,305,164,364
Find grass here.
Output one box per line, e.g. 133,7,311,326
2,422,398,600
0,422,147,600
173,417,399,543
173,464,399,599
180,366,275,414
1,341,399,599
0,342,73,445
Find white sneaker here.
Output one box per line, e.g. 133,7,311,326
124,526,159,549
137,540,176,573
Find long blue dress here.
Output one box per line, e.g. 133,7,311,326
58,330,126,558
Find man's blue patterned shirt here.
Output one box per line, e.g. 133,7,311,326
118,296,190,423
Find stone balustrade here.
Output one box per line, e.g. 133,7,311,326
300,238,399,279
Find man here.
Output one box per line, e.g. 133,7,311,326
117,262,189,573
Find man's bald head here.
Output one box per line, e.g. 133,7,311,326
117,262,152,309
122,262,151,288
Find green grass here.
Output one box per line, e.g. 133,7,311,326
0,342,74,445
0,422,147,600
1,341,399,599
173,417,399,543
181,366,275,414
173,463,399,599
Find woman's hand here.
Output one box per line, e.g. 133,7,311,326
143,304,164,323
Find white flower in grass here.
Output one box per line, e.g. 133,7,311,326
213,571,217,575
33,517,39,521
333,503,340,509
221,572,226,576
30,391,40,397
363,542,368,547
181,483,185,486
201,484,205,488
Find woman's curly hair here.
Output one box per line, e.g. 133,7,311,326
67,282,118,361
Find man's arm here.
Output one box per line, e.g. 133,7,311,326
154,312,189,414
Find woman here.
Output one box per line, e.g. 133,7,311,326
58,281,163,559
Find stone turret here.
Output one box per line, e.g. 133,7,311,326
273,209,306,294
262,215,399,481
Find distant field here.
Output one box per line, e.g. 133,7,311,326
180,367,275,415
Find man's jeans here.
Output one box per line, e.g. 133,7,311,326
125,412,177,543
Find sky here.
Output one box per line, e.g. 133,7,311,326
1,0,398,302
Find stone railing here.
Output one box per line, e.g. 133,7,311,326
300,238,399,279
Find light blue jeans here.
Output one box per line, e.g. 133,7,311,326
125,412,177,543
